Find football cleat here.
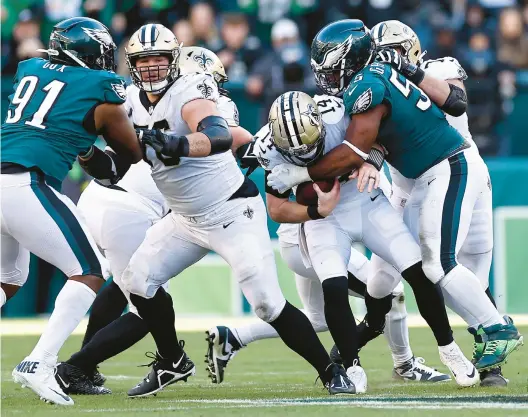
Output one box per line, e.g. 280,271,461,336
205,326,242,384
12,357,73,406
392,357,451,383
346,360,367,393
55,362,111,395
479,366,509,387
325,363,356,395
329,344,343,365
438,342,479,387
91,367,107,387
474,317,523,371
128,345,195,398
468,327,485,364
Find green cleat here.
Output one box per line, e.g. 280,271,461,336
468,327,485,364
474,317,523,371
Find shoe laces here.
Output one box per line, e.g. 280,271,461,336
347,359,363,380
413,357,437,372
483,340,501,356
141,351,163,368
444,346,471,371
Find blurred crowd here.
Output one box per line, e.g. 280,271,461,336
3,0,528,157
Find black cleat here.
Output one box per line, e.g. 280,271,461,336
91,368,106,387
326,364,356,395
128,343,195,398
480,366,508,387
330,344,343,365
55,363,111,395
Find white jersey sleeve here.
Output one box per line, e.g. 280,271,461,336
217,95,239,127
421,57,467,81
314,94,350,153
253,124,287,171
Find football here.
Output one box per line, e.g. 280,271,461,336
295,179,335,206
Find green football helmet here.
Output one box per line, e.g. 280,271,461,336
39,17,117,72
311,19,375,96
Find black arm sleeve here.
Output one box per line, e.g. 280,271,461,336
265,170,292,199
78,146,132,184
197,115,233,154
440,84,468,117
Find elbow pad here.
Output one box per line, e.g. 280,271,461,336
441,84,467,117
78,146,131,185
197,115,233,154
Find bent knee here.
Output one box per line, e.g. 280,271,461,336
254,297,286,323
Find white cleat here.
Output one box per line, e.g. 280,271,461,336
346,360,368,394
438,342,479,387
393,357,451,383
12,357,73,406
205,326,242,384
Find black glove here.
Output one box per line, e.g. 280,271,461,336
136,128,189,159
235,141,261,177
376,48,425,85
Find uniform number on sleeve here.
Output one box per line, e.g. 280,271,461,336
389,68,431,111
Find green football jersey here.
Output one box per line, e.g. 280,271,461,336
343,62,467,179
2,58,126,185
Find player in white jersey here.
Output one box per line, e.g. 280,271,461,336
371,19,521,386
80,24,357,397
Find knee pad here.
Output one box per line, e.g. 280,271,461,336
367,267,400,299
254,297,286,323
420,259,445,284
121,267,156,299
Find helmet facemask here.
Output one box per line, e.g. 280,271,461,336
127,47,181,94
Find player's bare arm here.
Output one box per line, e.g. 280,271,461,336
307,105,387,180
230,125,254,151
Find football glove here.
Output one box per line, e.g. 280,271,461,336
376,48,425,85
235,141,260,177
136,128,189,158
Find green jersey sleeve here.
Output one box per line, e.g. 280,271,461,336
343,79,387,116
100,73,127,104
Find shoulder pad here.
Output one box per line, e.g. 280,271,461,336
217,95,239,127
343,76,386,115
313,94,345,125
253,124,285,170
100,73,127,104
421,57,467,81
170,72,219,107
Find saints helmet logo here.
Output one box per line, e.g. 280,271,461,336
82,28,114,47
193,52,214,71
301,103,320,126
312,34,354,70
197,81,213,99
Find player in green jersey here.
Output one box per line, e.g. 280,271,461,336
267,19,521,386
1,17,142,405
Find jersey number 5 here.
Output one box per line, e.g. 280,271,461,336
389,69,431,111
5,76,66,129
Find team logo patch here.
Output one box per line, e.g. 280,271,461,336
352,88,373,114
243,206,254,219
233,106,240,125
82,28,114,47
111,82,127,100
197,82,213,99
193,52,214,71
301,103,320,126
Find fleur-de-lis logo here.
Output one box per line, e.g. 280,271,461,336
193,52,214,71
243,206,254,219
197,82,213,99
301,103,320,126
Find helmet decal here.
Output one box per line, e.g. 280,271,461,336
82,27,114,47
312,34,354,70
193,52,214,71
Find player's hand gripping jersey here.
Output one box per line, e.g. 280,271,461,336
2,58,126,188
344,62,468,179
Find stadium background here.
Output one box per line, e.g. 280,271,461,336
2,0,528,318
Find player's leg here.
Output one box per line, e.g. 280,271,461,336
415,153,521,371
122,213,208,397
211,197,354,394
2,172,111,405
0,228,30,306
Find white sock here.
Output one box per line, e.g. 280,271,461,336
442,289,480,329
440,265,504,328
0,288,6,307
384,295,413,367
30,280,96,363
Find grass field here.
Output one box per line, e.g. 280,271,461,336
1,326,527,417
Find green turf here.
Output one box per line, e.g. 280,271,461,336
2,327,527,416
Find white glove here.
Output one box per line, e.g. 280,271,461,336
267,163,311,194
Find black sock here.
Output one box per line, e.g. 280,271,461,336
322,276,359,369
130,288,183,360
269,301,331,378
82,281,128,348
364,291,392,332
485,287,497,308
68,312,149,372
402,262,453,346
347,271,366,296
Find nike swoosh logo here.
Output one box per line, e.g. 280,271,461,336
49,387,71,402
428,178,436,186
348,85,358,96
221,328,231,356
223,221,234,229
466,367,476,378
56,374,70,388
370,193,381,202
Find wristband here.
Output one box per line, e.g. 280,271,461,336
366,148,385,171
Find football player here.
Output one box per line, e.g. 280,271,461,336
81,24,356,397
266,19,522,385
207,92,450,387
55,44,253,395
370,19,514,387
1,17,142,405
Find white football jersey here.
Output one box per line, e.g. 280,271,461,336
125,73,244,217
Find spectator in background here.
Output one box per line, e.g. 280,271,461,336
217,13,262,82
429,26,458,58
189,2,223,51
246,18,315,124
2,10,45,75
497,7,528,69
173,19,196,47
460,1,496,43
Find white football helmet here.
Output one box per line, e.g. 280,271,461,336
371,20,424,64
179,46,228,88
126,23,182,93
